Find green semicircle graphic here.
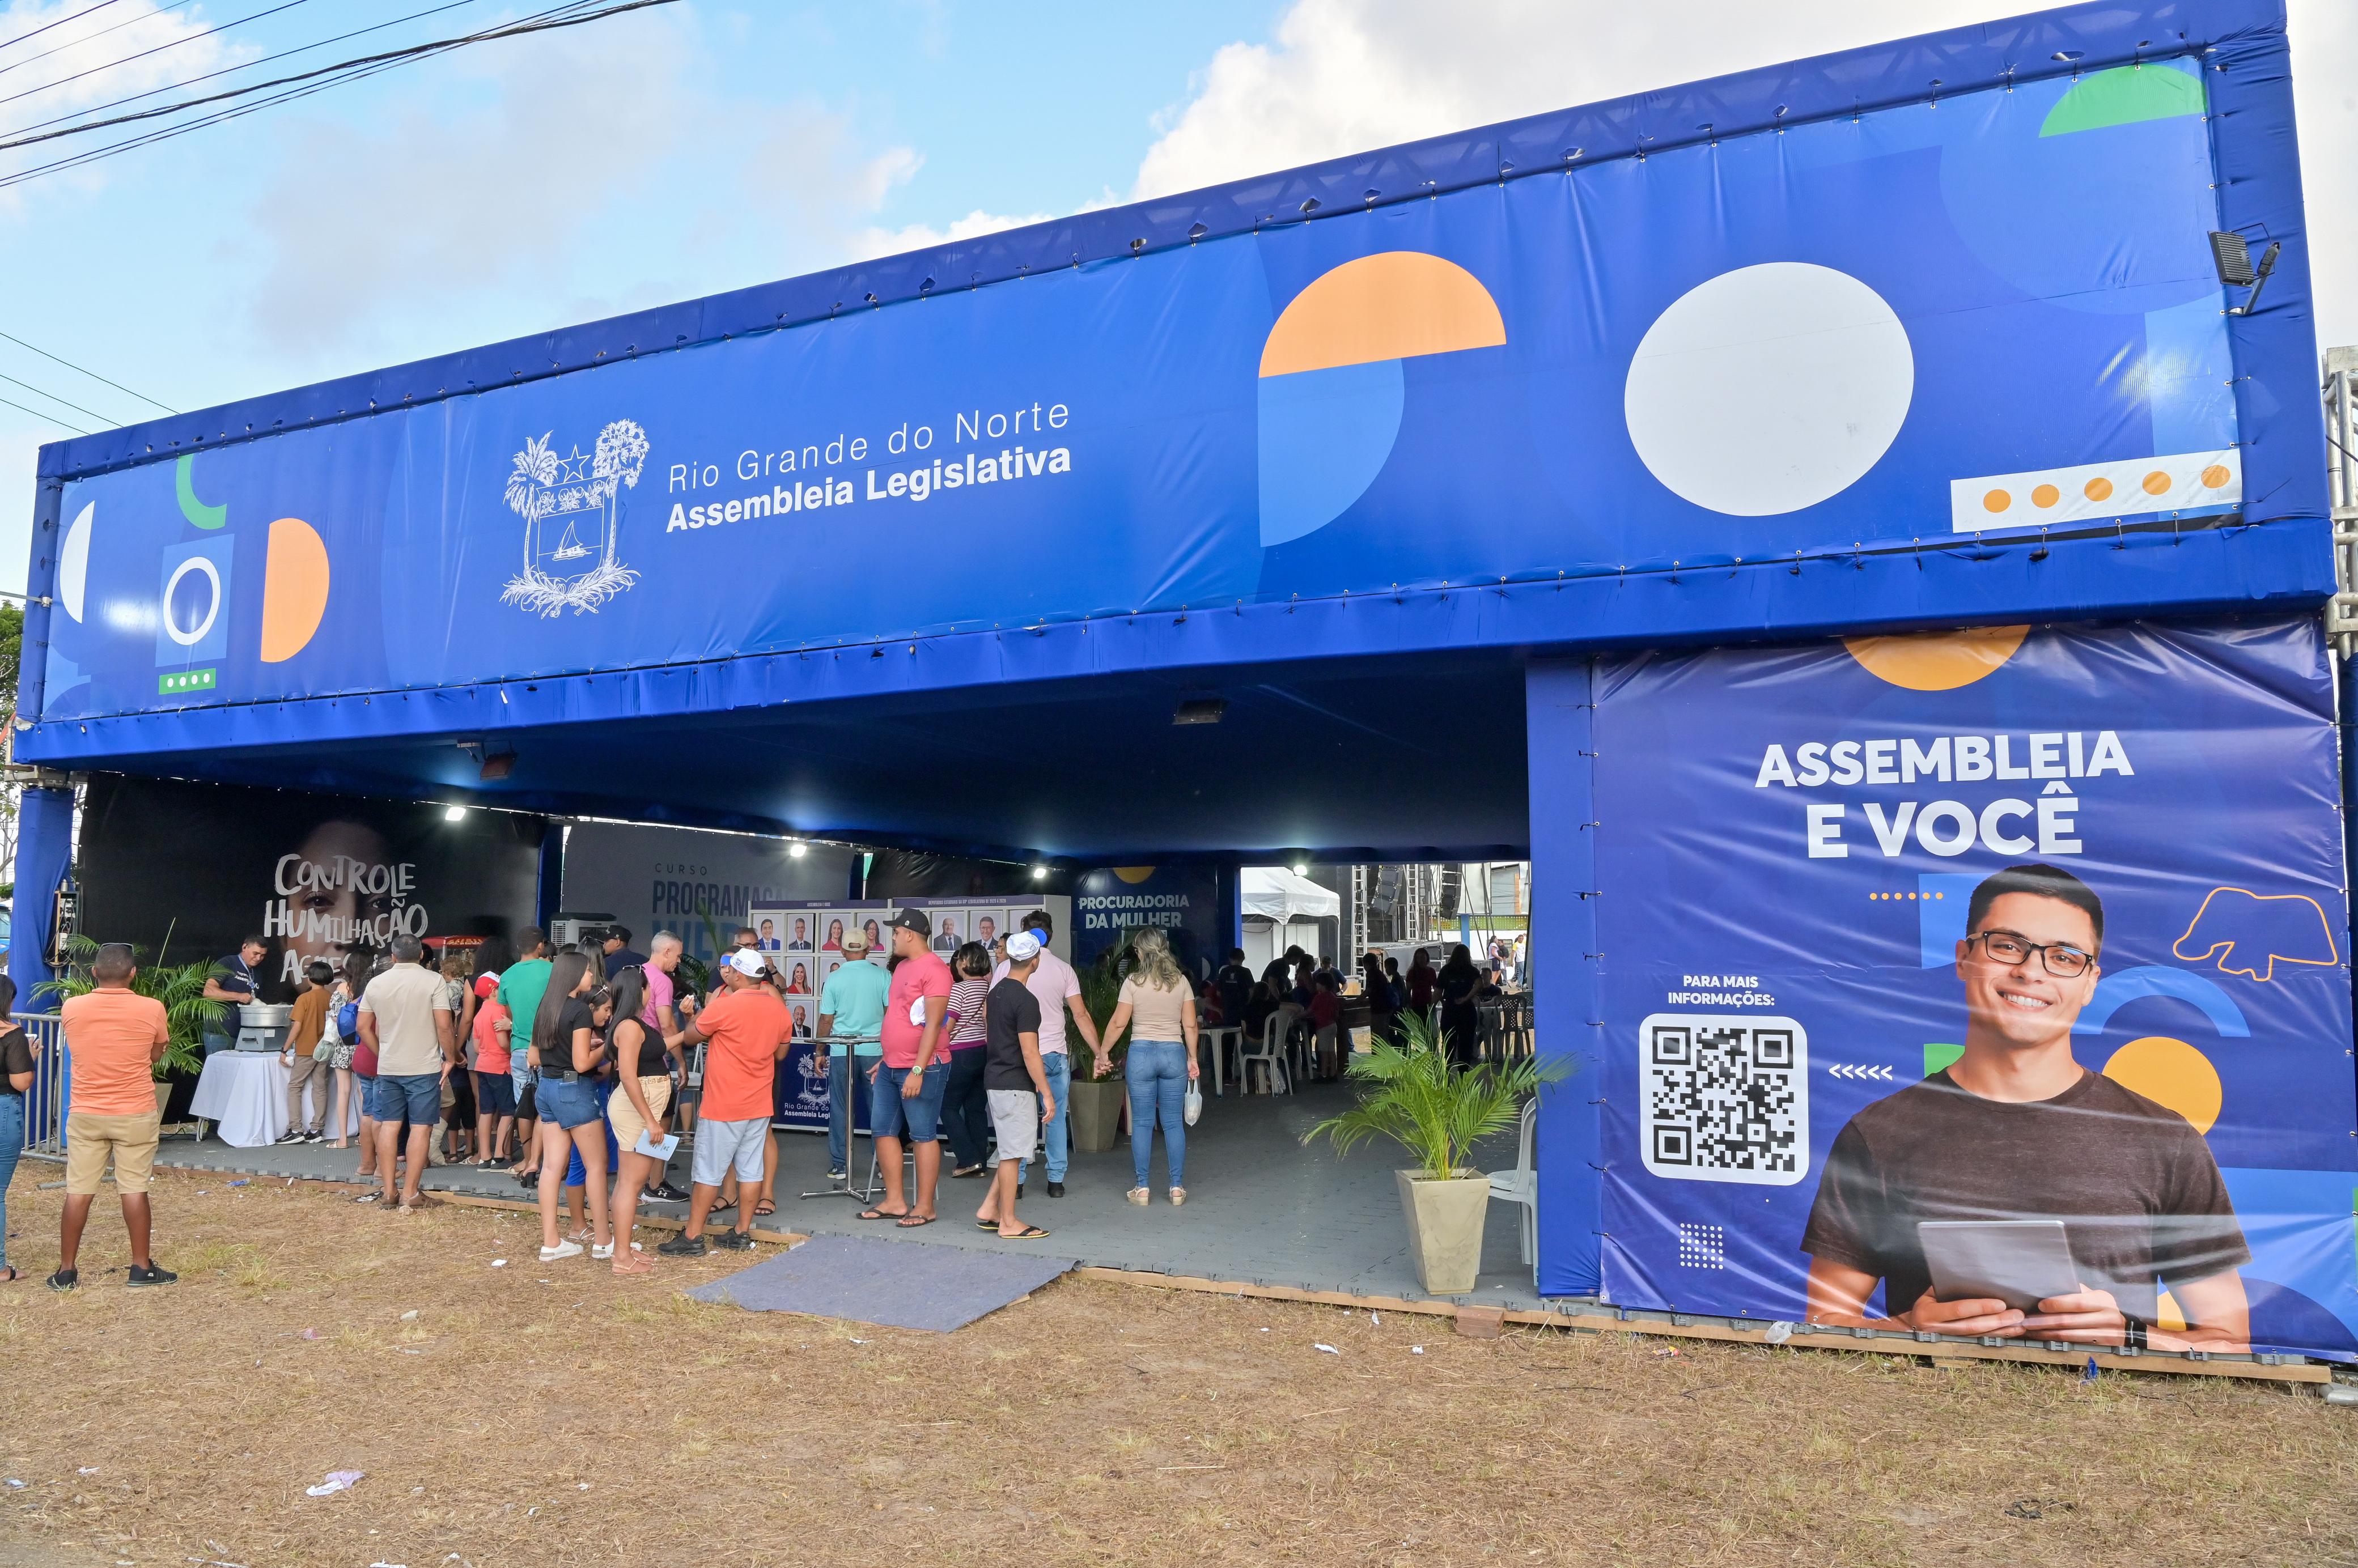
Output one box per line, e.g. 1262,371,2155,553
176,454,226,530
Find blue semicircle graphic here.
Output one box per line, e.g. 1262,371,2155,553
2071,963,2250,1038
1256,358,1403,547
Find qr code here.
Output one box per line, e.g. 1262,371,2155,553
1639,1013,1810,1187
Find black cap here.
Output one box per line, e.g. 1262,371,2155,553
887,908,932,938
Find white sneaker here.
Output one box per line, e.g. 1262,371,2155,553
591,1242,615,1261
538,1240,583,1263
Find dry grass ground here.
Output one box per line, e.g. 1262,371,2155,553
0,1167,2350,1568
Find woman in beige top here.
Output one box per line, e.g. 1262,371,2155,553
1101,928,1200,1205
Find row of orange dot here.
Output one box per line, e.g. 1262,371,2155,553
1983,464,2233,514
1868,891,1943,900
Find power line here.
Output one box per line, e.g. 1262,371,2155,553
0,2,122,57
5,0,486,142
0,367,113,425
0,0,311,110
0,0,198,83
0,394,87,436
0,0,670,188
0,329,176,414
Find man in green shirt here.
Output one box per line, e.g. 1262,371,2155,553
816,929,890,1182
494,927,553,1179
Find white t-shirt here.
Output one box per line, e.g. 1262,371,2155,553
358,962,453,1078
990,946,1082,1056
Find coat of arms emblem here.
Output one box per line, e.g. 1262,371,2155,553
500,419,648,615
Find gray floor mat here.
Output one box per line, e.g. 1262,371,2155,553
686,1231,1076,1331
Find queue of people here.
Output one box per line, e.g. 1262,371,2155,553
32,904,1512,1289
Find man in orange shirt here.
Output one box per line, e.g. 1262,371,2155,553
657,949,791,1257
53,943,176,1290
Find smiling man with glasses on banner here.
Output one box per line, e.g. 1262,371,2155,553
1801,863,2252,1353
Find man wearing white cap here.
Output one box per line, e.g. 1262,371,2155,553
976,930,1055,1239
657,948,791,1257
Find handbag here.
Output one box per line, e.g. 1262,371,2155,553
1183,1083,1203,1127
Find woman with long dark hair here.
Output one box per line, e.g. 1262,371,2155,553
529,951,613,1263
938,941,994,1179
605,964,672,1274
1436,944,1487,1069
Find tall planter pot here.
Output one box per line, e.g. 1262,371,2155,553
1066,1077,1126,1155
1394,1168,1492,1295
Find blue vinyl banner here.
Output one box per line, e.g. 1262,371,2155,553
1576,617,2358,1358
45,52,2270,723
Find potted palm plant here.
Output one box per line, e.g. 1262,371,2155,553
1305,1009,1561,1295
37,934,218,1119
1062,932,1135,1154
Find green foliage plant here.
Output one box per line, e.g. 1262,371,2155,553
35,932,222,1080
1303,1008,1563,1179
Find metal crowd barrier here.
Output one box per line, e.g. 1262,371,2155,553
17,1012,66,1161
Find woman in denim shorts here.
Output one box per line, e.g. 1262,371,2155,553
530,953,613,1264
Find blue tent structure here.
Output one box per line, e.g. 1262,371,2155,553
15,0,2356,1352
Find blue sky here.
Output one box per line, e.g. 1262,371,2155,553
2,0,2353,595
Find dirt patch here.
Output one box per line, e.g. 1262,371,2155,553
0,1166,2351,1567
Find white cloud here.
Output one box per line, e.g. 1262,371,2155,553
856,206,1055,257
0,0,249,208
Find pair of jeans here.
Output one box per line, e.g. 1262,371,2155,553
0,1093,22,1273
1017,1051,1072,1185
825,1052,876,1172
938,1048,990,1170
1126,1040,1189,1190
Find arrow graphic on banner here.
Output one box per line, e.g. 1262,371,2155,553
1827,1063,1895,1081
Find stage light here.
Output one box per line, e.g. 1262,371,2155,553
2208,230,2279,315
1172,697,1225,726
443,805,468,822
1031,864,1049,880
1283,849,1311,876
788,840,808,859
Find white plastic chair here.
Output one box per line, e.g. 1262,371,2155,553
1486,1098,1539,1276
1239,1014,1291,1095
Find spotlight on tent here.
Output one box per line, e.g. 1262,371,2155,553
443,805,468,823
1030,863,1050,881
2208,229,2279,316
787,840,808,859
1283,849,1312,876
1172,697,1226,726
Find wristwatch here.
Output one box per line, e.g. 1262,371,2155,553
2120,1314,2148,1351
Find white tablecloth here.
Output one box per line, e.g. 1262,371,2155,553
189,1052,358,1148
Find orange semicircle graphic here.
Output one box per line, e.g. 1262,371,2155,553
260,517,330,664
1259,251,1506,377
1112,866,1157,884
1842,624,2029,691
2101,1036,2223,1134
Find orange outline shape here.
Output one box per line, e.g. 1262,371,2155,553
2171,887,2339,982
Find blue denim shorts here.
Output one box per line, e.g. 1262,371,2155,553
867,1061,948,1142
370,1072,440,1126
536,1076,603,1131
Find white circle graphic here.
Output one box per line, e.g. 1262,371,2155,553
162,555,221,647
60,502,91,623
1624,262,1914,516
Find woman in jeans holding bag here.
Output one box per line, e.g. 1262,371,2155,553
1099,928,1199,1206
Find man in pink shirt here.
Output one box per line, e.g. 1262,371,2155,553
863,909,952,1226
640,932,689,1201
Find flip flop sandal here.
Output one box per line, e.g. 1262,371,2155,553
998,1225,1051,1240
709,1197,737,1216
0,1266,20,1282
974,1219,1000,1232
896,1214,938,1229
857,1208,907,1222
753,1201,777,1217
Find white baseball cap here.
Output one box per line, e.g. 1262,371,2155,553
1006,930,1043,962
724,949,769,979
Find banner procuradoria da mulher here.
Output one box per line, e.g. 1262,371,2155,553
1581,618,2358,1359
